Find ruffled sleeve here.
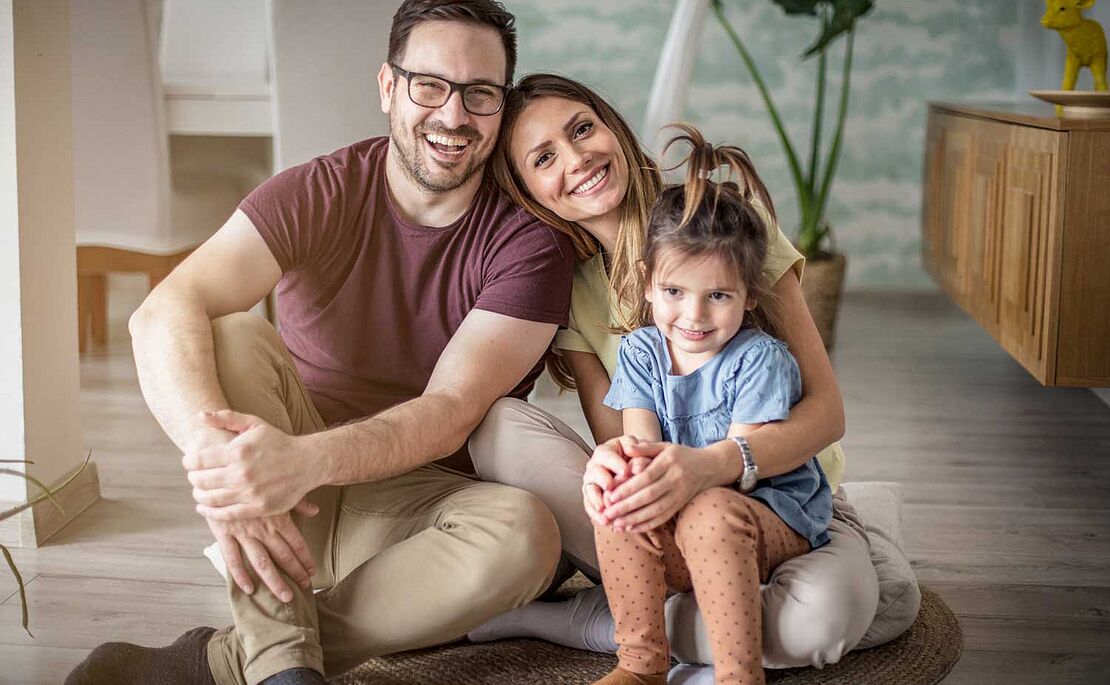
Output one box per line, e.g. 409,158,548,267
603,334,659,412
730,339,802,424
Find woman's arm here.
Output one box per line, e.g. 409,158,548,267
564,350,623,445
740,269,845,479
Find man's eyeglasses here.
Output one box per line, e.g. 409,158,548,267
390,64,509,116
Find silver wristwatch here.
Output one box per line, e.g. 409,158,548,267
730,436,759,493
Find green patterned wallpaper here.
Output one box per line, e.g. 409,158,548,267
506,0,1024,289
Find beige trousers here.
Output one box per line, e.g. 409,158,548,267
203,314,562,685
468,397,879,668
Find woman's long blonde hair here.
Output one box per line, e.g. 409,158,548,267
490,74,662,390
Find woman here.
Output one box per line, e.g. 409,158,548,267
467,74,876,679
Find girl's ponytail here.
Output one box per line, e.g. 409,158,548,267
661,123,777,230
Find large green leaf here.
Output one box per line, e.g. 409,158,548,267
803,0,874,57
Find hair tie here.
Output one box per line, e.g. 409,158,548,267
697,169,711,179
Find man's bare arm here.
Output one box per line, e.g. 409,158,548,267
129,209,281,453
130,210,320,601
306,309,557,486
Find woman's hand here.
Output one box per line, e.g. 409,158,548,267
601,441,720,533
582,435,643,527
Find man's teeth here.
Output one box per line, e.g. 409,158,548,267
571,166,608,194
425,133,470,148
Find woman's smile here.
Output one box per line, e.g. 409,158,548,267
569,163,611,196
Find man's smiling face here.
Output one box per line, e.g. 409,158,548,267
380,20,507,193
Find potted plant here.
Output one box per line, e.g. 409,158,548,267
710,0,874,349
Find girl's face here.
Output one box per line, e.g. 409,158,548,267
509,96,629,233
646,250,755,367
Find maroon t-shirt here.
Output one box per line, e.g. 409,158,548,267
239,136,573,434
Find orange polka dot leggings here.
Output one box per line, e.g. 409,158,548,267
595,487,811,685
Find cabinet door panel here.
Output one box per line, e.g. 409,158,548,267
966,120,1006,330
998,128,1061,380
937,116,975,302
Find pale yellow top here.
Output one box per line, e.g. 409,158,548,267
553,215,847,490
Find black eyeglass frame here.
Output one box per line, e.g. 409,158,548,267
390,64,510,116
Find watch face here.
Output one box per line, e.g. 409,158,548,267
740,470,758,492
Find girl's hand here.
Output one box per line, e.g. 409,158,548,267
582,435,640,526
603,442,718,533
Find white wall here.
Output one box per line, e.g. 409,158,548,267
269,0,392,171
0,0,84,502
0,0,23,501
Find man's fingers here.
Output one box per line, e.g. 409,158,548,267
181,445,231,472
292,498,320,518
276,519,318,582
186,467,233,491
240,536,294,603
216,533,254,595
197,503,259,521
192,486,238,509
200,409,258,434
259,528,312,592
629,457,651,475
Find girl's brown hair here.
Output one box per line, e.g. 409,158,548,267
490,74,663,390
615,123,781,337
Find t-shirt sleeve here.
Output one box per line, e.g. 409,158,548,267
753,199,805,287
474,213,575,326
238,157,350,273
602,335,658,412
731,340,803,425
553,303,593,354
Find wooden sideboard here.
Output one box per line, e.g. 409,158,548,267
922,102,1110,387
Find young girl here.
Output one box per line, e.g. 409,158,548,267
590,126,832,685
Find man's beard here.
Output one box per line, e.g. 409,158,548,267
390,113,486,193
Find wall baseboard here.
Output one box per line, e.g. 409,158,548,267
0,459,101,548
1093,389,1110,411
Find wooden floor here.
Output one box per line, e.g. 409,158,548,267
2,285,1109,684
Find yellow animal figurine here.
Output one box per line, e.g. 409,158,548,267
1042,0,1108,91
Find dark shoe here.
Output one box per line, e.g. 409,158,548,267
65,626,218,685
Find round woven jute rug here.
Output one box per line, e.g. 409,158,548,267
336,586,962,685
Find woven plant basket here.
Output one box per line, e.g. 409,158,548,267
800,252,847,350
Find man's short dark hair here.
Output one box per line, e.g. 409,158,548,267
389,0,518,85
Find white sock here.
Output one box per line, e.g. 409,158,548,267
667,664,716,684
467,583,618,653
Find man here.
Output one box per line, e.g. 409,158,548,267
66,2,574,684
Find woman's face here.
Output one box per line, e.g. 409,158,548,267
509,97,629,232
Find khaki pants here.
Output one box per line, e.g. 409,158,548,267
467,398,879,668
203,314,562,685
